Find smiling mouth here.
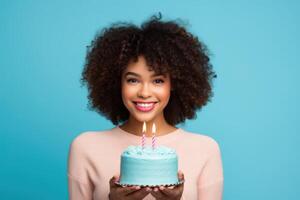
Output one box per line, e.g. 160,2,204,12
133,101,158,112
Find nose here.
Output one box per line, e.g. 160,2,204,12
137,83,151,99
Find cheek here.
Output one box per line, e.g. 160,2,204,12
156,86,171,102
122,85,136,100
121,86,132,111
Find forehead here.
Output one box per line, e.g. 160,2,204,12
124,56,153,73
122,56,168,78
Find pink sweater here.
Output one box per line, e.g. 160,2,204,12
67,126,224,200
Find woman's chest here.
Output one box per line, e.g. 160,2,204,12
89,149,204,199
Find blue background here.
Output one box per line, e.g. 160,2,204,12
1,0,299,199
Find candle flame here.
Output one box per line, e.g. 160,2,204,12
143,121,146,132
152,123,156,133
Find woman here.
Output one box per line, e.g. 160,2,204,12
68,14,224,200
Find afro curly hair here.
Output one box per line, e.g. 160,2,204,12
81,13,217,126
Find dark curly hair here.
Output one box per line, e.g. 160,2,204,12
81,14,217,126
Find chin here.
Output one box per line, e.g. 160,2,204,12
131,113,157,123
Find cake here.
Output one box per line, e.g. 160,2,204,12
119,145,179,186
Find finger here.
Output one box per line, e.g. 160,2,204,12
160,186,176,196
161,184,183,196
151,187,166,199
109,176,119,188
159,186,165,191
116,185,141,196
113,174,120,182
128,187,151,199
178,171,185,181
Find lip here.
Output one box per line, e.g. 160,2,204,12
133,101,158,103
133,101,157,112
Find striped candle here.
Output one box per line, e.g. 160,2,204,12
152,123,156,150
142,121,146,149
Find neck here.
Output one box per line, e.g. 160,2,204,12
119,115,177,137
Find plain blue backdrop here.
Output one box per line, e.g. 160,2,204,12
1,0,299,199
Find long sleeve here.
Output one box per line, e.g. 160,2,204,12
67,134,94,200
68,174,93,200
197,140,224,200
66,127,223,199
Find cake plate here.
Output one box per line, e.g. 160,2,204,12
115,180,184,188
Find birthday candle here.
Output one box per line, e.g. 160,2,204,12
142,121,146,149
152,123,156,150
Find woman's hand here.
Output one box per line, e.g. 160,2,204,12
109,175,151,200
150,171,185,200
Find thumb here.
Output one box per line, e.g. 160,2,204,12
113,174,120,182
178,170,184,181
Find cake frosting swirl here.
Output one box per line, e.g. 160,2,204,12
122,145,177,158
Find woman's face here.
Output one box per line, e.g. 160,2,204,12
121,56,171,123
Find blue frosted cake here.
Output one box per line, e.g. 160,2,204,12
119,145,179,186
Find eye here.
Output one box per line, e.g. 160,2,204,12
153,79,164,84
126,78,139,84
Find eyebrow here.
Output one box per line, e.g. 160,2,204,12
124,72,166,78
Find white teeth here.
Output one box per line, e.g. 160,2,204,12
136,103,154,107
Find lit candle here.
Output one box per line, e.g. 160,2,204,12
152,123,156,150
142,121,146,149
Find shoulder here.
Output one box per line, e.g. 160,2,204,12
179,129,221,154
69,128,115,153
71,130,104,144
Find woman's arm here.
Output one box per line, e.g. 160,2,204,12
198,181,223,200
197,140,224,200
68,174,93,200
67,134,94,200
